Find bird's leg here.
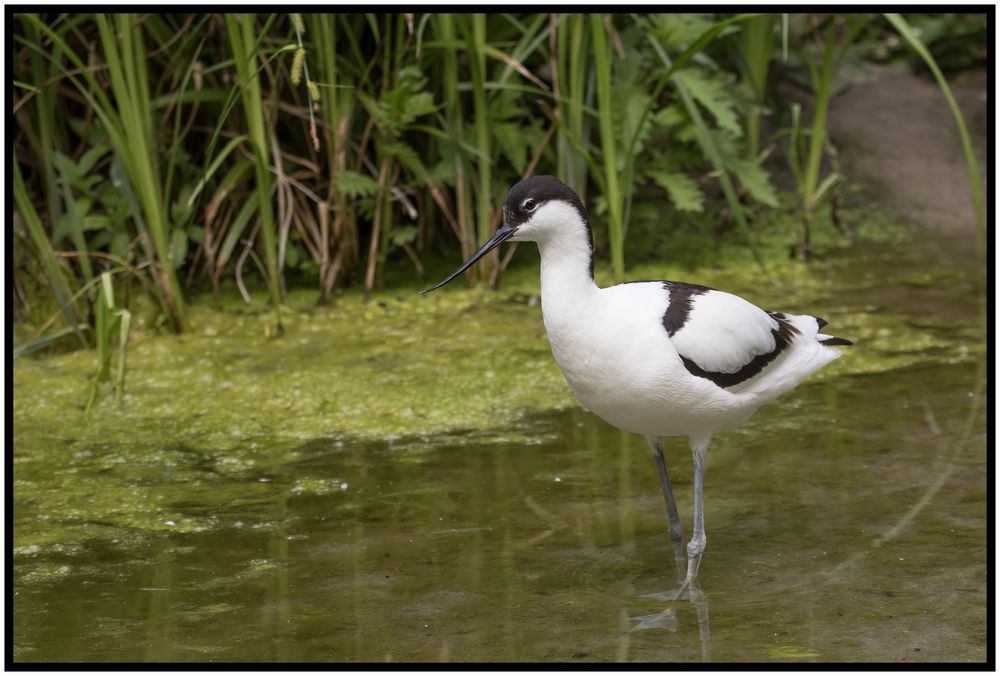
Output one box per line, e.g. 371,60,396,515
646,435,686,583
685,438,709,583
672,437,710,600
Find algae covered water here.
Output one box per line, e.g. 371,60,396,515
12,233,987,663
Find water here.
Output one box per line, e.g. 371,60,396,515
12,234,987,663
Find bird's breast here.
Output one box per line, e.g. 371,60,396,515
542,288,673,411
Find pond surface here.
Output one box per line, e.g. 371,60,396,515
12,232,987,663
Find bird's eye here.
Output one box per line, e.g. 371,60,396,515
522,199,537,212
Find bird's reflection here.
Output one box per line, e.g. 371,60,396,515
628,585,711,662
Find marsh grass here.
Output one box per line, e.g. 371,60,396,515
85,272,132,412
13,11,985,388
884,13,986,257
224,13,285,332
772,14,975,262
739,15,776,158
13,158,86,346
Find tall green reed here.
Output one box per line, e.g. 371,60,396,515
739,15,776,158
21,19,91,284
225,13,284,331
18,13,190,331
13,158,86,345
466,14,497,284
96,14,189,330
884,13,986,258
554,14,590,195
307,14,359,302
788,15,870,258
435,13,475,274
590,14,625,280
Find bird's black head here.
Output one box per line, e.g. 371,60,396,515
420,175,593,294
502,175,587,230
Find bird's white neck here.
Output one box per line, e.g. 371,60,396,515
535,212,598,302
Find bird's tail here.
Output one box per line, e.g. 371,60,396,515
813,316,854,347
730,314,851,400
812,315,854,347
817,334,854,346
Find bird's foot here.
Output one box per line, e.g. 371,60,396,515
628,581,705,633
639,578,704,602
628,606,679,633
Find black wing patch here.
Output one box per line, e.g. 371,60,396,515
661,281,713,336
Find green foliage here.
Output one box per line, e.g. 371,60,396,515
722,151,779,208
649,171,704,213
675,69,743,137
359,67,439,137
335,171,383,198
86,272,132,412
650,13,719,50
11,10,983,353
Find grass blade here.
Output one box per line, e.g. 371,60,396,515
465,13,497,284
225,12,284,332
884,13,985,256
740,15,775,157
114,308,132,408
13,327,80,359
802,24,835,209
435,13,474,271
591,14,624,279
85,271,131,412
186,134,249,207
13,159,86,345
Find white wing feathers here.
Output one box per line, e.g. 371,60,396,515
669,289,782,375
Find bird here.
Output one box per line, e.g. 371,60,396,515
421,175,852,595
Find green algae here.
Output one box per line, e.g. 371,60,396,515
15,283,568,448
14,228,984,546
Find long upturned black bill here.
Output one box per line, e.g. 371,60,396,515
420,223,516,294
